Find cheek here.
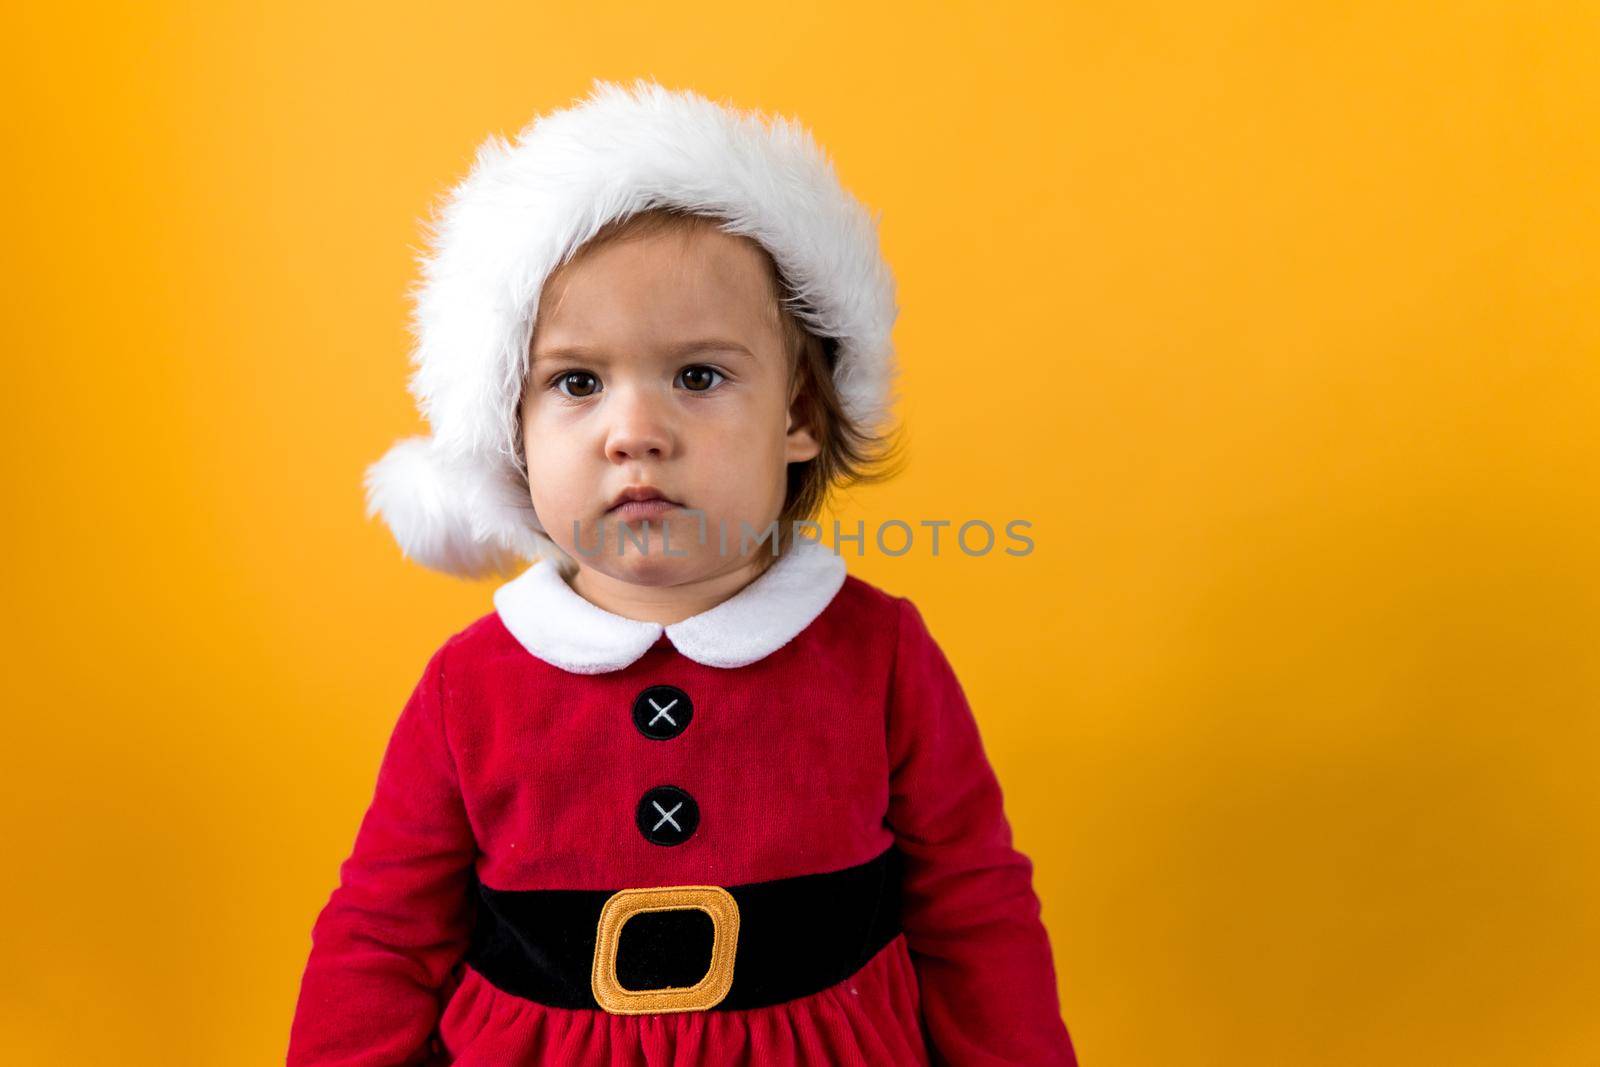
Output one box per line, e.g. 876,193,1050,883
521,414,586,503
688,404,790,497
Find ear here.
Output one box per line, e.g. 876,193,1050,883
783,384,822,464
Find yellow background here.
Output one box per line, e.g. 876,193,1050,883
4,3,1596,1063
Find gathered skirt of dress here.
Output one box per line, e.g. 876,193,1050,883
437,931,931,1066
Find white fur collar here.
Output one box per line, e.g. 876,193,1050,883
492,538,848,674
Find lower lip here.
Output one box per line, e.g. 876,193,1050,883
609,499,680,521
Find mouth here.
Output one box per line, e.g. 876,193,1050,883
606,487,683,518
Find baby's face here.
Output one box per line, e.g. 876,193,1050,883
520,222,820,588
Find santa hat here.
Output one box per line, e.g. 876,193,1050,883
364,77,900,579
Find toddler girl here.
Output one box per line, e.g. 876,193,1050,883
288,78,1078,1066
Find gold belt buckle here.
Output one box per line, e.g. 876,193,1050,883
591,885,740,1015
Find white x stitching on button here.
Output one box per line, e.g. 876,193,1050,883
648,697,679,726
651,801,683,832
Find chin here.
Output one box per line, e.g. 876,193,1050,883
599,548,707,587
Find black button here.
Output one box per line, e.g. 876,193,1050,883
632,685,693,741
636,785,699,846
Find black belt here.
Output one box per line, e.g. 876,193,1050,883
464,844,904,1014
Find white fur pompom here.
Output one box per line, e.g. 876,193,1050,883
363,436,532,580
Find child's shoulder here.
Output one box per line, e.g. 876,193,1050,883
830,571,950,661
837,569,908,617
836,571,962,671
426,608,536,675
838,570,937,629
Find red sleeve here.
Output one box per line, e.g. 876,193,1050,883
287,640,477,1066
886,597,1078,1066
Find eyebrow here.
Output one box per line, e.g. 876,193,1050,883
532,338,755,365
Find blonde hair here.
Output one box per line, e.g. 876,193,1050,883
516,205,905,570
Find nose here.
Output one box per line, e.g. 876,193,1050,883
603,383,675,463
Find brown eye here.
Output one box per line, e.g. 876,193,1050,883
679,365,725,392
556,371,600,399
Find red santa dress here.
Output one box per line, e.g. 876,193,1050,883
287,537,1078,1065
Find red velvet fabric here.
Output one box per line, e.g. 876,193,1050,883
288,575,1077,1065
